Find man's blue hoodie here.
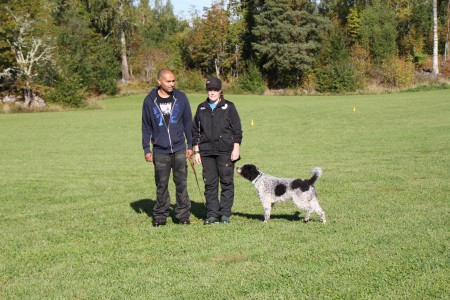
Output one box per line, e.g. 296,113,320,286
142,87,193,154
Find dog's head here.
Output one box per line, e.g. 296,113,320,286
236,164,261,182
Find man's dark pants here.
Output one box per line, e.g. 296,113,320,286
201,154,235,218
152,150,190,220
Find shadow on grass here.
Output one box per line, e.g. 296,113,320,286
130,199,155,217
129,198,207,220
130,200,304,222
233,211,304,222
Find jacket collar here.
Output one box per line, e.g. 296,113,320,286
150,87,179,100
202,98,225,109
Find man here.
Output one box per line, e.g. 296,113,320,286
142,69,193,226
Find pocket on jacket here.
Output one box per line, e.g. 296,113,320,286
218,134,234,152
198,136,212,151
153,132,169,149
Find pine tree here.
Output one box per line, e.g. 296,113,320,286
251,0,330,88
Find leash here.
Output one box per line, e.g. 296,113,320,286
188,157,206,205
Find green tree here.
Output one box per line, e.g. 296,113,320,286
316,22,360,92
0,2,17,92
251,0,330,88
360,0,398,64
319,0,368,26
81,0,133,82
133,0,187,80
135,0,181,50
225,0,246,79
185,1,231,77
346,7,361,42
50,0,119,106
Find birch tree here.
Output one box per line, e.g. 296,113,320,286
84,0,133,82
432,0,439,75
1,12,53,107
119,0,131,82
445,1,449,62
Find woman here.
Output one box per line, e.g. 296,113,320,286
192,77,243,224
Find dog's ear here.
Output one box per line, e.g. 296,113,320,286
241,164,260,181
250,165,260,178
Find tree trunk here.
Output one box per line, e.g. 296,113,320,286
432,0,439,75
445,1,449,63
235,44,239,79
214,58,220,78
121,28,130,83
23,81,32,107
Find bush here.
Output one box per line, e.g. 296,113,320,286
236,63,265,94
92,41,119,96
299,70,318,92
47,75,86,107
378,57,415,88
351,43,371,88
176,69,204,92
317,59,361,93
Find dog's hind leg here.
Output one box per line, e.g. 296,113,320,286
312,191,326,224
304,207,326,223
315,206,326,224
304,211,312,223
316,205,327,224
295,192,326,224
310,194,326,224
304,206,326,224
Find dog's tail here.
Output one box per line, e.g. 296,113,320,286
308,167,322,186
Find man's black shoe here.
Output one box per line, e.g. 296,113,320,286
152,217,167,227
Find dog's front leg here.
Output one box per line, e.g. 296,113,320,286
262,199,272,222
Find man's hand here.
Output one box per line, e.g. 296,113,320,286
145,153,153,162
186,149,193,158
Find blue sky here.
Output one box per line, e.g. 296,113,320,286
172,0,215,19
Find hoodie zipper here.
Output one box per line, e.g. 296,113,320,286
153,96,176,153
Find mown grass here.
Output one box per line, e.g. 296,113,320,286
0,90,448,299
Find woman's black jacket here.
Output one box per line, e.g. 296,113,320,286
192,99,242,156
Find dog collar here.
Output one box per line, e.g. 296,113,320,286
252,173,263,184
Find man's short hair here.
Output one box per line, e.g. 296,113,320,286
157,69,173,79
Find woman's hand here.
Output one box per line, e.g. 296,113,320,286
194,153,202,164
231,143,240,162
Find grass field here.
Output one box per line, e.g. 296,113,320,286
1,90,449,299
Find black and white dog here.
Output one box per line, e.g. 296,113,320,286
236,164,326,224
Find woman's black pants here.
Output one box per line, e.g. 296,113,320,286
201,154,235,218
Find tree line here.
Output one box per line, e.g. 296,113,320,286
0,0,449,108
